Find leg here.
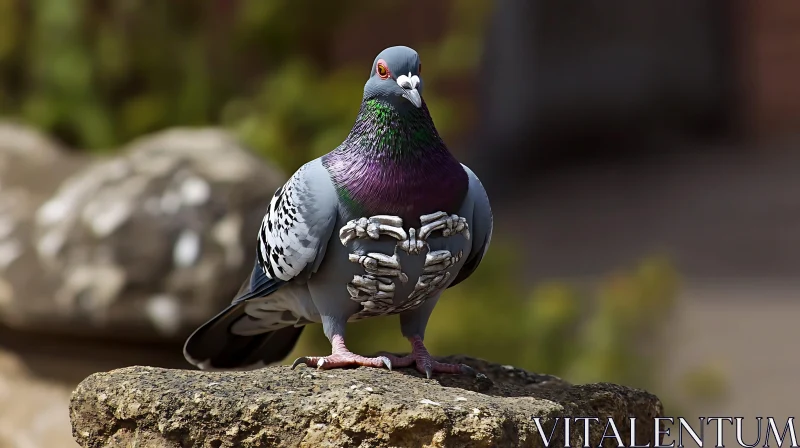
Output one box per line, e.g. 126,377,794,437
291,315,391,370
386,296,476,379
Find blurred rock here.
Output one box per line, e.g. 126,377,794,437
0,122,86,325
0,127,285,342
70,357,663,448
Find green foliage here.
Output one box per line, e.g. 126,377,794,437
678,364,729,406
221,60,365,171
0,0,488,173
566,257,679,388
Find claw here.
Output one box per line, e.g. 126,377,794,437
291,357,308,369
380,356,392,371
425,364,433,380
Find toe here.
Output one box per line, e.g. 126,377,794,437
459,364,477,376
293,353,394,370
417,361,472,377
383,353,415,368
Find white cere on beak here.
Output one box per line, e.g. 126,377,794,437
397,72,422,107
396,72,420,90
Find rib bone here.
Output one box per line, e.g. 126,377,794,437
348,252,408,283
423,250,463,273
418,213,470,241
340,216,407,245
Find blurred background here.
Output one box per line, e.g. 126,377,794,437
0,0,796,446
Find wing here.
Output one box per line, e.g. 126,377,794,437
183,159,339,370
448,164,493,288
242,158,340,302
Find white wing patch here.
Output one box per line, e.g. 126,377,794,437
256,164,326,282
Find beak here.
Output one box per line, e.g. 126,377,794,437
402,88,422,108
397,73,422,108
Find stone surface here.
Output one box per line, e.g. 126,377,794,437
0,127,285,340
70,356,663,448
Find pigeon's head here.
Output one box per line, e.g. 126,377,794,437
363,46,424,109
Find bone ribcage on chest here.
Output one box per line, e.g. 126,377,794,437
338,212,470,321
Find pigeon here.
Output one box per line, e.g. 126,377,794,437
183,45,493,378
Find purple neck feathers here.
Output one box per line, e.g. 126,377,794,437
322,98,468,228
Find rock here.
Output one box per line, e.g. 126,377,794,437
0,122,86,327
70,356,664,448
0,121,67,161
1,127,285,341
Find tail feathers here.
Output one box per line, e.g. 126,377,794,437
183,302,304,371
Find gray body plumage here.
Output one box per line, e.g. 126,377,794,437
184,158,492,370
184,45,492,371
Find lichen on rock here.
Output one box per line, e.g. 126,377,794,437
70,356,663,448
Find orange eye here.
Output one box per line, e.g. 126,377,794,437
376,60,390,79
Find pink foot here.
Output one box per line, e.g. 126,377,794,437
291,334,391,371
385,336,477,379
